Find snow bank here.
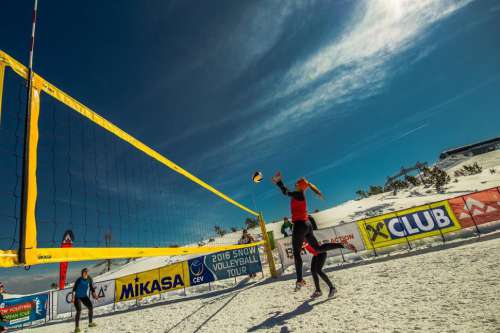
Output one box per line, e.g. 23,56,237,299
26,235,500,332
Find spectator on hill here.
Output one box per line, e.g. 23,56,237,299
281,217,293,237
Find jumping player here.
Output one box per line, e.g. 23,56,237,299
272,171,356,291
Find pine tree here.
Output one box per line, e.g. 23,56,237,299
404,175,420,186
244,217,258,229
214,225,227,237
368,185,384,196
355,189,368,199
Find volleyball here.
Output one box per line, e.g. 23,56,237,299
252,171,263,183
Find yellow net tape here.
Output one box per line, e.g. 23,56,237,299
22,85,41,264
0,63,5,124
0,241,264,268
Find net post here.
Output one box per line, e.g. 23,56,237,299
19,79,41,265
257,213,277,278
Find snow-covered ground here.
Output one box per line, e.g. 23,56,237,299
26,234,500,333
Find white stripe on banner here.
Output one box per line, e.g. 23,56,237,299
56,280,115,315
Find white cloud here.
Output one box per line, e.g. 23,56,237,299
196,0,474,167
256,0,474,135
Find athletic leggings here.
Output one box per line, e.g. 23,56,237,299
292,220,343,281
311,252,333,291
74,297,93,328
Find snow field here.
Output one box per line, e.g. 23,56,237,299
26,235,500,333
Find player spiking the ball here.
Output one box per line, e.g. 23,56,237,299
272,172,356,293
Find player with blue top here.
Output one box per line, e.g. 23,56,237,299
72,268,98,332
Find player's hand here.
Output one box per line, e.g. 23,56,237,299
272,171,282,184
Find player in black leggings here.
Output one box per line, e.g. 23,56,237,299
304,242,336,298
272,172,356,291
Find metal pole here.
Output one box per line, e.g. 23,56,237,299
394,212,412,251
257,213,277,278
428,205,446,244
363,220,378,257
19,0,39,264
332,226,346,263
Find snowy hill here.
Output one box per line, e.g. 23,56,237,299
19,150,500,332
95,150,500,281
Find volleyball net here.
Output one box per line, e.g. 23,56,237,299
0,50,276,276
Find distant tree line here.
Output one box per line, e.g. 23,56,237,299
212,217,259,238
354,162,477,198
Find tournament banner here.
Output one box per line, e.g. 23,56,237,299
56,280,115,315
115,262,189,302
448,188,500,229
0,293,48,327
188,246,262,286
332,222,366,252
358,201,461,249
276,229,336,269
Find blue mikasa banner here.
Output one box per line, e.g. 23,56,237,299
188,246,262,286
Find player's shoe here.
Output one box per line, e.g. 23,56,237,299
311,290,322,298
74,328,81,333
294,280,306,291
328,287,337,298
89,322,97,328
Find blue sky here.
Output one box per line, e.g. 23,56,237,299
0,0,499,291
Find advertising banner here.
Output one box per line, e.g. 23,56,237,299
0,293,48,327
115,262,189,302
276,228,337,269
448,188,500,228
332,222,366,252
358,201,461,249
56,280,115,315
187,246,262,286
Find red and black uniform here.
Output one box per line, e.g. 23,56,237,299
304,242,334,292
276,180,343,282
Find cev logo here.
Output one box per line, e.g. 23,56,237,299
385,208,452,239
189,259,206,284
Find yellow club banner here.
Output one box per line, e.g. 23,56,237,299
358,201,461,249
